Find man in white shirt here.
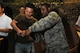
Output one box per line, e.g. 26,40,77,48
75,15,80,53
0,3,12,53
76,15,80,27
75,15,80,36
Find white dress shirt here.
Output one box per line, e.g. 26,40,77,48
0,13,12,37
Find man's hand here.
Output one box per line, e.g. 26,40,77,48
17,29,31,37
28,36,33,41
20,30,26,37
17,29,23,36
17,30,26,37
25,29,31,36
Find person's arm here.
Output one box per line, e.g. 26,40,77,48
75,15,80,37
0,28,11,32
28,11,61,32
0,17,12,33
11,19,23,35
75,24,80,37
75,15,80,31
11,20,20,32
11,14,25,35
75,25,80,31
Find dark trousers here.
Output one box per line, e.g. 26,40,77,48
0,36,8,53
78,39,80,53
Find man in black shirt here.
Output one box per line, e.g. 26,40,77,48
11,3,37,53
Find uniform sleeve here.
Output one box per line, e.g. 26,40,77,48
76,15,80,26
29,11,61,32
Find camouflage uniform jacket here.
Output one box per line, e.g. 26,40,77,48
29,11,69,53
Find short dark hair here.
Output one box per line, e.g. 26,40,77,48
24,3,35,10
41,3,50,9
0,2,4,8
19,5,24,8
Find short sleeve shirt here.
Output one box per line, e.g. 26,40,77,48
14,14,37,44
0,13,12,36
76,15,80,26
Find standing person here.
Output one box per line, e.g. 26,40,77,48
19,5,25,15
0,3,12,53
25,3,69,53
11,3,37,53
75,15,80,35
13,5,25,20
75,15,80,53
14,5,25,20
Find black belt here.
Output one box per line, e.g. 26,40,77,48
0,35,7,38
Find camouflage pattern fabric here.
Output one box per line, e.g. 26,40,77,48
29,11,69,53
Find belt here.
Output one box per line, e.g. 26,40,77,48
0,35,7,38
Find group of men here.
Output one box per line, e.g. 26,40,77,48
0,2,69,53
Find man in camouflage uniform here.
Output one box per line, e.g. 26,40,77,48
25,3,69,53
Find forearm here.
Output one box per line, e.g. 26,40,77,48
75,25,80,31
0,28,11,32
11,20,20,32
28,12,60,32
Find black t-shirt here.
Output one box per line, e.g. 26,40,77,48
14,14,37,44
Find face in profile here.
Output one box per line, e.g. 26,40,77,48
25,7,33,18
41,6,48,17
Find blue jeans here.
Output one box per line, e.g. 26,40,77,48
15,43,32,53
